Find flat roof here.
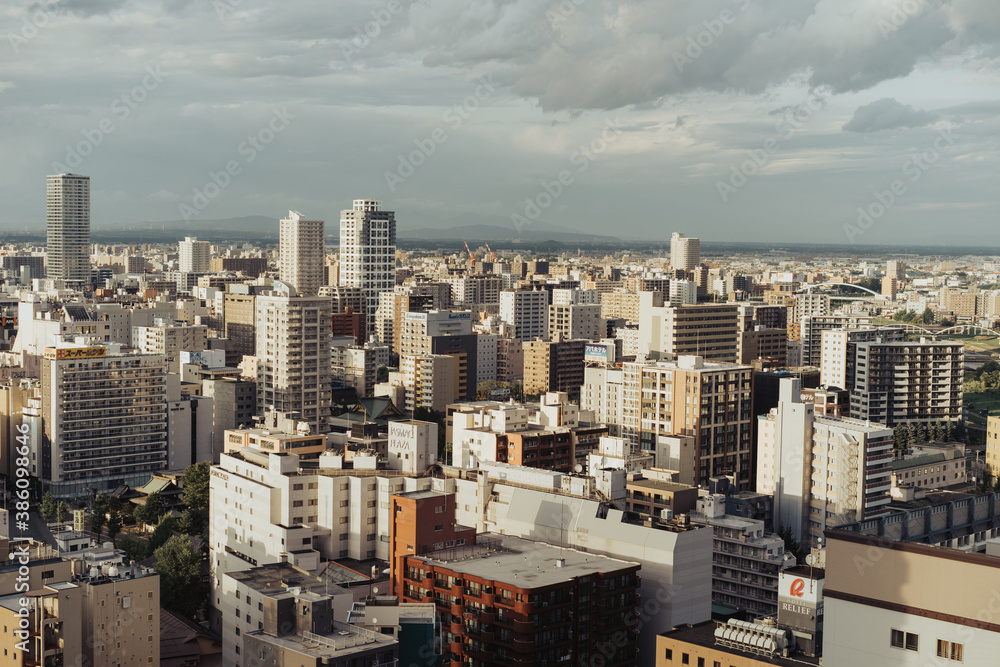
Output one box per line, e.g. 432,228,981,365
626,478,696,494
661,622,821,667
411,534,638,589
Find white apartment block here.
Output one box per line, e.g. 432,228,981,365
800,314,873,367
757,378,893,546
46,173,91,283
178,236,211,273
668,279,698,306
255,282,332,434
580,366,625,437
669,232,700,272
476,332,498,384
40,339,168,497
499,289,549,341
549,303,604,341
445,274,502,309
209,449,450,633
339,199,396,331
132,318,208,371
279,210,325,297
638,296,740,363
551,288,599,305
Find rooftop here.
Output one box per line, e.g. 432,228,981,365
245,621,395,659
660,622,821,667
626,478,696,494
410,534,639,589
226,562,347,601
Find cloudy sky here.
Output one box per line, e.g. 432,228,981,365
1,0,998,244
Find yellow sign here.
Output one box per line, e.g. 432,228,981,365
73,509,85,533
44,347,106,360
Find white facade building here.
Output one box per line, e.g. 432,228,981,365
279,210,325,297
178,236,211,274
339,199,396,331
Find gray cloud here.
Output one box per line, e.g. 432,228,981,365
843,98,937,132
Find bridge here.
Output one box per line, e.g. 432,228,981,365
796,282,884,299
875,324,1000,339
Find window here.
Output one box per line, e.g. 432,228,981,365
938,640,963,661
892,629,918,651
681,653,689,665
664,648,672,660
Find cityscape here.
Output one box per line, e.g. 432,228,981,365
4,1,1000,667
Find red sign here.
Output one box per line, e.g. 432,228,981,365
790,578,805,598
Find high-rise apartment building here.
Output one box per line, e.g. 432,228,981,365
622,356,754,487
523,337,586,398
339,199,396,330
670,232,700,272
886,259,906,281
279,210,325,297
46,173,91,283
178,236,211,273
40,339,168,497
799,314,872,367
499,289,549,341
819,327,906,388
757,378,893,546
223,285,258,357
638,295,740,363
548,303,604,341
848,339,964,426
255,281,332,434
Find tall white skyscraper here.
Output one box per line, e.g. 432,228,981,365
255,281,332,434
46,173,91,283
178,236,211,273
279,210,325,297
339,199,396,330
670,232,700,273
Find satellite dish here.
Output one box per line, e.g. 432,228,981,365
805,554,814,566
574,464,583,473
372,586,379,595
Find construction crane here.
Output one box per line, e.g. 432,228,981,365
484,242,496,263
463,241,475,268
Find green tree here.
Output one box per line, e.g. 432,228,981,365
117,534,149,562
893,423,910,450
917,422,929,443
90,495,109,540
149,515,180,553
944,420,955,442
154,536,206,619
180,508,207,537
777,524,805,564
931,421,943,442
181,461,211,512
56,501,68,525
377,365,389,383
107,512,123,546
40,492,56,523
954,419,966,442
136,492,166,527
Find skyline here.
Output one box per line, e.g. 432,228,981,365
1,1,999,244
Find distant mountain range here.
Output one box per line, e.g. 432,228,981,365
94,213,623,244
